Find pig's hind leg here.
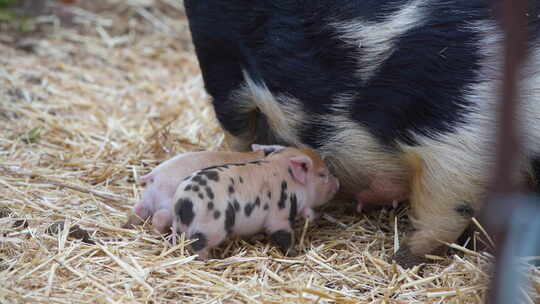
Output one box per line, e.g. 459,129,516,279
394,152,480,268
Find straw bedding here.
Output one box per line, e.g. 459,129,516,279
1,1,539,303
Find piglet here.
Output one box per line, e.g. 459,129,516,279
124,145,284,233
171,147,340,259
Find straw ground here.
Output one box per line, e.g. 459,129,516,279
1,1,539,303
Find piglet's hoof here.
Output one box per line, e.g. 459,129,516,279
122,214,144,229
284,248,299,257
392,244,427,269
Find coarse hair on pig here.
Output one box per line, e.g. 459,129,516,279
185,0,540,266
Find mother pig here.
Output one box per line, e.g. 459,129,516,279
183,0,540,267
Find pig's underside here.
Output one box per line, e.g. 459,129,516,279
185,0,540,266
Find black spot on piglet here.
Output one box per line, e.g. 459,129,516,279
245,203,253,217
289,194,298,225
455,202,475,218
192,175,207,186
199,170,219,182
225,202,236,234
205,187,214,200
233,199,240,212
190,232,207,252
175,198,195,226
278,181,288,209
228,185,235,194
214,210,221,219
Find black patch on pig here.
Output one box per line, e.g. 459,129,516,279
190,232,207,252
205,187,214,200
175,198,194,226
254,197,261,208
247,160,268,165
184,185,192,191
289,194,298,225
228,185,235,194
278,181,288,209
199,170,219,182
192,185,200,192
230,177,235,185
455,202,474,218
239,176,244,183
203,164,226,171
233,199,240,212
214,210,221,219
288,167,294,179
225,203,235,234
270,230,292,254
208,202,214,210
264,204,269,210
244,203,254,217
267,191,271,199
192,175,207,186
198,193,204,199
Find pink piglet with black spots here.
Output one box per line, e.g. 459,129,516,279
171,147,339,259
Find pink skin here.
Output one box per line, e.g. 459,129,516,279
171,147,339,259
355,175,409,213
124,145,285,233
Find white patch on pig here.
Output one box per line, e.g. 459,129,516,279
231,71,306,147
392,20,540,254
334,0,428,83
303,95,408,192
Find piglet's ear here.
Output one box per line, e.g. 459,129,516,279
289,156,312,185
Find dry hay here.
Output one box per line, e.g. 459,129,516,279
1,1,539,303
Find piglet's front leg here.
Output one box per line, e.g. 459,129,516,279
266,218,297,257
301,207,318,222
152,208,173,235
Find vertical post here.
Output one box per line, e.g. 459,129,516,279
482,0,529,303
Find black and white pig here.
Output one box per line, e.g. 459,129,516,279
184,0,540,266
171,147,339,259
